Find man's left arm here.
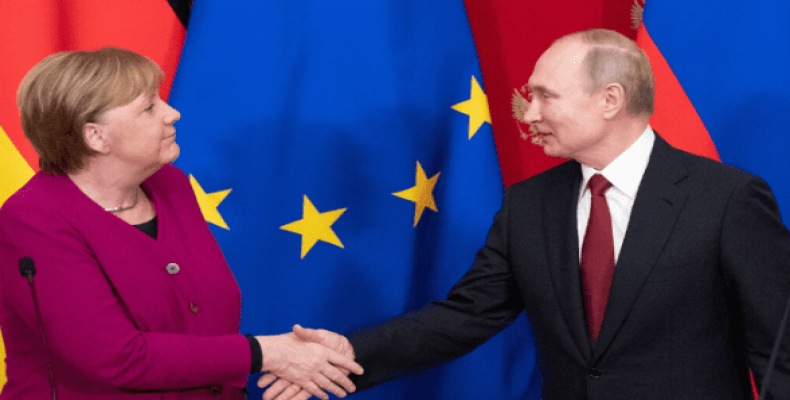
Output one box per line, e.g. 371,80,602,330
720,175,790,398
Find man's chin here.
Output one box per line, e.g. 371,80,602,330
540,143,567,159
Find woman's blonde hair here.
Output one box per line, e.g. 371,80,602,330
17,47,163,174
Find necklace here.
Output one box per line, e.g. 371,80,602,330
104,188,139,213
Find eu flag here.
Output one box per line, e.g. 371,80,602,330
169,1,541,398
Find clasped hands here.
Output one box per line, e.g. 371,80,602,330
256,324,361,400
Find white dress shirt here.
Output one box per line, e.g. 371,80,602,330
577,126,655,264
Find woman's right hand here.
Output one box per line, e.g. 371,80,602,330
256,330,363,400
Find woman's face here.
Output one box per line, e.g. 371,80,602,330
100,91,181,171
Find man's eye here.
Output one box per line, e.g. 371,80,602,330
144,104,155,112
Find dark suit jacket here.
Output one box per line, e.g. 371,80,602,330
348,135,790,399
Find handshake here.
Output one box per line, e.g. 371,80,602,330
255,324,363,400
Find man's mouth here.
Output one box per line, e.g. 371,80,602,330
528,125,551,145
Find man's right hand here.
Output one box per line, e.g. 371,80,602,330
258,325,360,400
292,324,356,362
256,327,362,400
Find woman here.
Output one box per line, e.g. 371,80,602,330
0,48,361,399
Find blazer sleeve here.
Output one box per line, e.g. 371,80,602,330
719,174,790,398
0,199,251,390
348,188,525,390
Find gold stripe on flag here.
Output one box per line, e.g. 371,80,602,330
0,126,34,208
0,326,6,393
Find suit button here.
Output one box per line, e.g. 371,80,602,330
190,302,199,313
208,385,223,396
589,368,602,378
166,263,180,274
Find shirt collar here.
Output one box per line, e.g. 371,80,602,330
580,125,655,199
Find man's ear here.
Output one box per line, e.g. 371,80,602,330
83,122,110,154
601,82,626,119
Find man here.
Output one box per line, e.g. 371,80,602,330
263,29,790,400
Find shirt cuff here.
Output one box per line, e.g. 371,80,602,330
245,334,263,374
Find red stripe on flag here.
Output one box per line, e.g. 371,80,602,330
636,25,720,161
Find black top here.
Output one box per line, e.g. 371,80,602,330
134,216,158,239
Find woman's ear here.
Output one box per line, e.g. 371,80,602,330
83,122,110,154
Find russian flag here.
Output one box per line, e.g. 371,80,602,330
637,0,790,226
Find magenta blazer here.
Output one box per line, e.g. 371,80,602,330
0,164,251,399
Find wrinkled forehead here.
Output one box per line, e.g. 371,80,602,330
527,40,588,91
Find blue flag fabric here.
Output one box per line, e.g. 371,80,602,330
168,1,541,399
643,0,790,223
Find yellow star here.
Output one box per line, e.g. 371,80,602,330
189,175,232,230
451,76,492,140
393,161,440,227
280,195,346,259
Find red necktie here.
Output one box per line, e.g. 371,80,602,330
581,174,614,343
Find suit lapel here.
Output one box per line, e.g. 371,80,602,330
542,162,593,358
593,136,689,358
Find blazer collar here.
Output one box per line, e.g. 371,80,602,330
542,161,592,359
591,134,689,359
542,134,690,360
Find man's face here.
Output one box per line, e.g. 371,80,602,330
523,40,607,162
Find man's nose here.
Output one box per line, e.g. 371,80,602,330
523,101,539,124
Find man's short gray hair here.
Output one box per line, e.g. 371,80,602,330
561,29,654,116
